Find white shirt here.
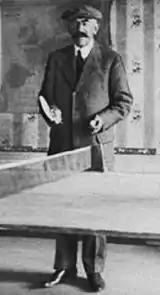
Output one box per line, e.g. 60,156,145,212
74,40,94,60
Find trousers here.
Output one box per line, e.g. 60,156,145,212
54,234,107,274
53,141,115,274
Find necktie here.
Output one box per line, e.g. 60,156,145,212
76,50,84,83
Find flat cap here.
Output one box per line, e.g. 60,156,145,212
61,4,102,21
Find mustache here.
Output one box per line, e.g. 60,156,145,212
73,31,88,38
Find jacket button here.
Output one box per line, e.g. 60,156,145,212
85,91,89,98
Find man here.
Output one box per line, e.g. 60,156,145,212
38,4,133,292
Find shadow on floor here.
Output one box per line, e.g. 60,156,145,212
0,269,48,283
0,269,91,292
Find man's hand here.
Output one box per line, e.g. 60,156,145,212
50,105,63,124
38,96,62,125
89,114,103,134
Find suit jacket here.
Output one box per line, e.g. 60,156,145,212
39,42,133,155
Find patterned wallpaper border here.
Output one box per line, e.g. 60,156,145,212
0,146,157,155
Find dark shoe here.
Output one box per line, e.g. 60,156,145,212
44,268,77,288
87,272,105,292
44,269,66,287
65,268,77,281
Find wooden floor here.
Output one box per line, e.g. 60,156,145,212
0,171,160,237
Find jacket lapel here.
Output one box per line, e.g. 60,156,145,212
76,42,103,92
61,45,77,90
60,42,103,91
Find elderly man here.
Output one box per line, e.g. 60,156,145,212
38,4,133,292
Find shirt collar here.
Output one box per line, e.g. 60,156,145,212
74,40,94,60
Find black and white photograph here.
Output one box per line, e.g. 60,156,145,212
0,0,160,294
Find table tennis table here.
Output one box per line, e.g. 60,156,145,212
0,146,160,240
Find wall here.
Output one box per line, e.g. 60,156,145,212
0,0,160,150
111,0,160,149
